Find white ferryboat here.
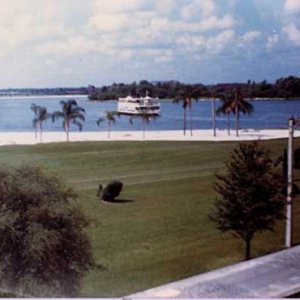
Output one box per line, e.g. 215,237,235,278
117,95,160,115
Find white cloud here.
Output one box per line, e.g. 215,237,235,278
283,23,300,45
181,4,197,20
0,1,70,48
284,0,300,14
181,0,216,20
175,29,236,54
87,11,156,33
266,34,279,50
242,31,262,43
145,14,236,33
155,0,177,14
0,0,296,87
198,14,235,31
206,29,236,53
92,0,151,14
36,36,101,55
194,0,216,16
176,35,206,52
87,13,128,33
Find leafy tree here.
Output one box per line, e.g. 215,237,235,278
274,147,300,195
88,76,300,101
129,108,157,139
173,85,201,136
210,142,285,260
97,111,119,138
30,103,51,142
0,166,94,297
52,99,85,141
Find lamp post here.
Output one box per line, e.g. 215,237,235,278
286,116,300,248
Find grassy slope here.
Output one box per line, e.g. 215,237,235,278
0,139,299,297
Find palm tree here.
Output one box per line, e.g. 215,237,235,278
216,95,234,136
129,108,157,139
97,111,119,138
217,89,253,136
52,99,85,142
232,88,254,137
30,103,51,142
207,90,220,137
173,85,201,136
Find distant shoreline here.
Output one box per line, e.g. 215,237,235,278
0,95,296,101
0,94,88,100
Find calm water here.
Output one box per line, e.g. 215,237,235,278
0,95,299,132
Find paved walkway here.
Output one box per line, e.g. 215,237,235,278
128,245,300,298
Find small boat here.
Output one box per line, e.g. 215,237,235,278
117,95,160,115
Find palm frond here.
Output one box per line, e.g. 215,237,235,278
216,100,233,116
106,114,116,123
59,100,67,107
97,118,104,127
68,99,78,106
73,106,85,114
32,118,38,128
72,120,83,132
51,111,64,122
30,103,40,114
69,112,85,122
106,110,120,118
238,100,254,115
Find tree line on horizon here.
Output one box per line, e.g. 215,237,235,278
88,75,300,100
0,75,299,99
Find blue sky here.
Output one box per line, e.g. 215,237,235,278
0,0,299,87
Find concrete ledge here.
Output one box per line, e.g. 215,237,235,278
128,245,300,298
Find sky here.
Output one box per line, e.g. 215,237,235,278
0,0,300,88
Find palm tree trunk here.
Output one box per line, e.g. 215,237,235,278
183,108,186,136
227,113,231,136
143,119,146,139
65,119,70,142
189,102,193,137
108,122,110,139
235,105,239,137
40,122,43,143
212,98,216,137
235,93,239,137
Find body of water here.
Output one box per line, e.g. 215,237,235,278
0,95,299,132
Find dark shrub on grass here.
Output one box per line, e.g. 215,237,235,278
100,180,123,201
0,166,94,297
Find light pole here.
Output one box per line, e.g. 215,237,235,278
286,116,300,248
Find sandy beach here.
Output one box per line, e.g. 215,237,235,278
0,129,298,146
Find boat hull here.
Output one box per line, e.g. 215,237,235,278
117,110,160,116
117,96,160,115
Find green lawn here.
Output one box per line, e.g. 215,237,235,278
0,139,299,297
